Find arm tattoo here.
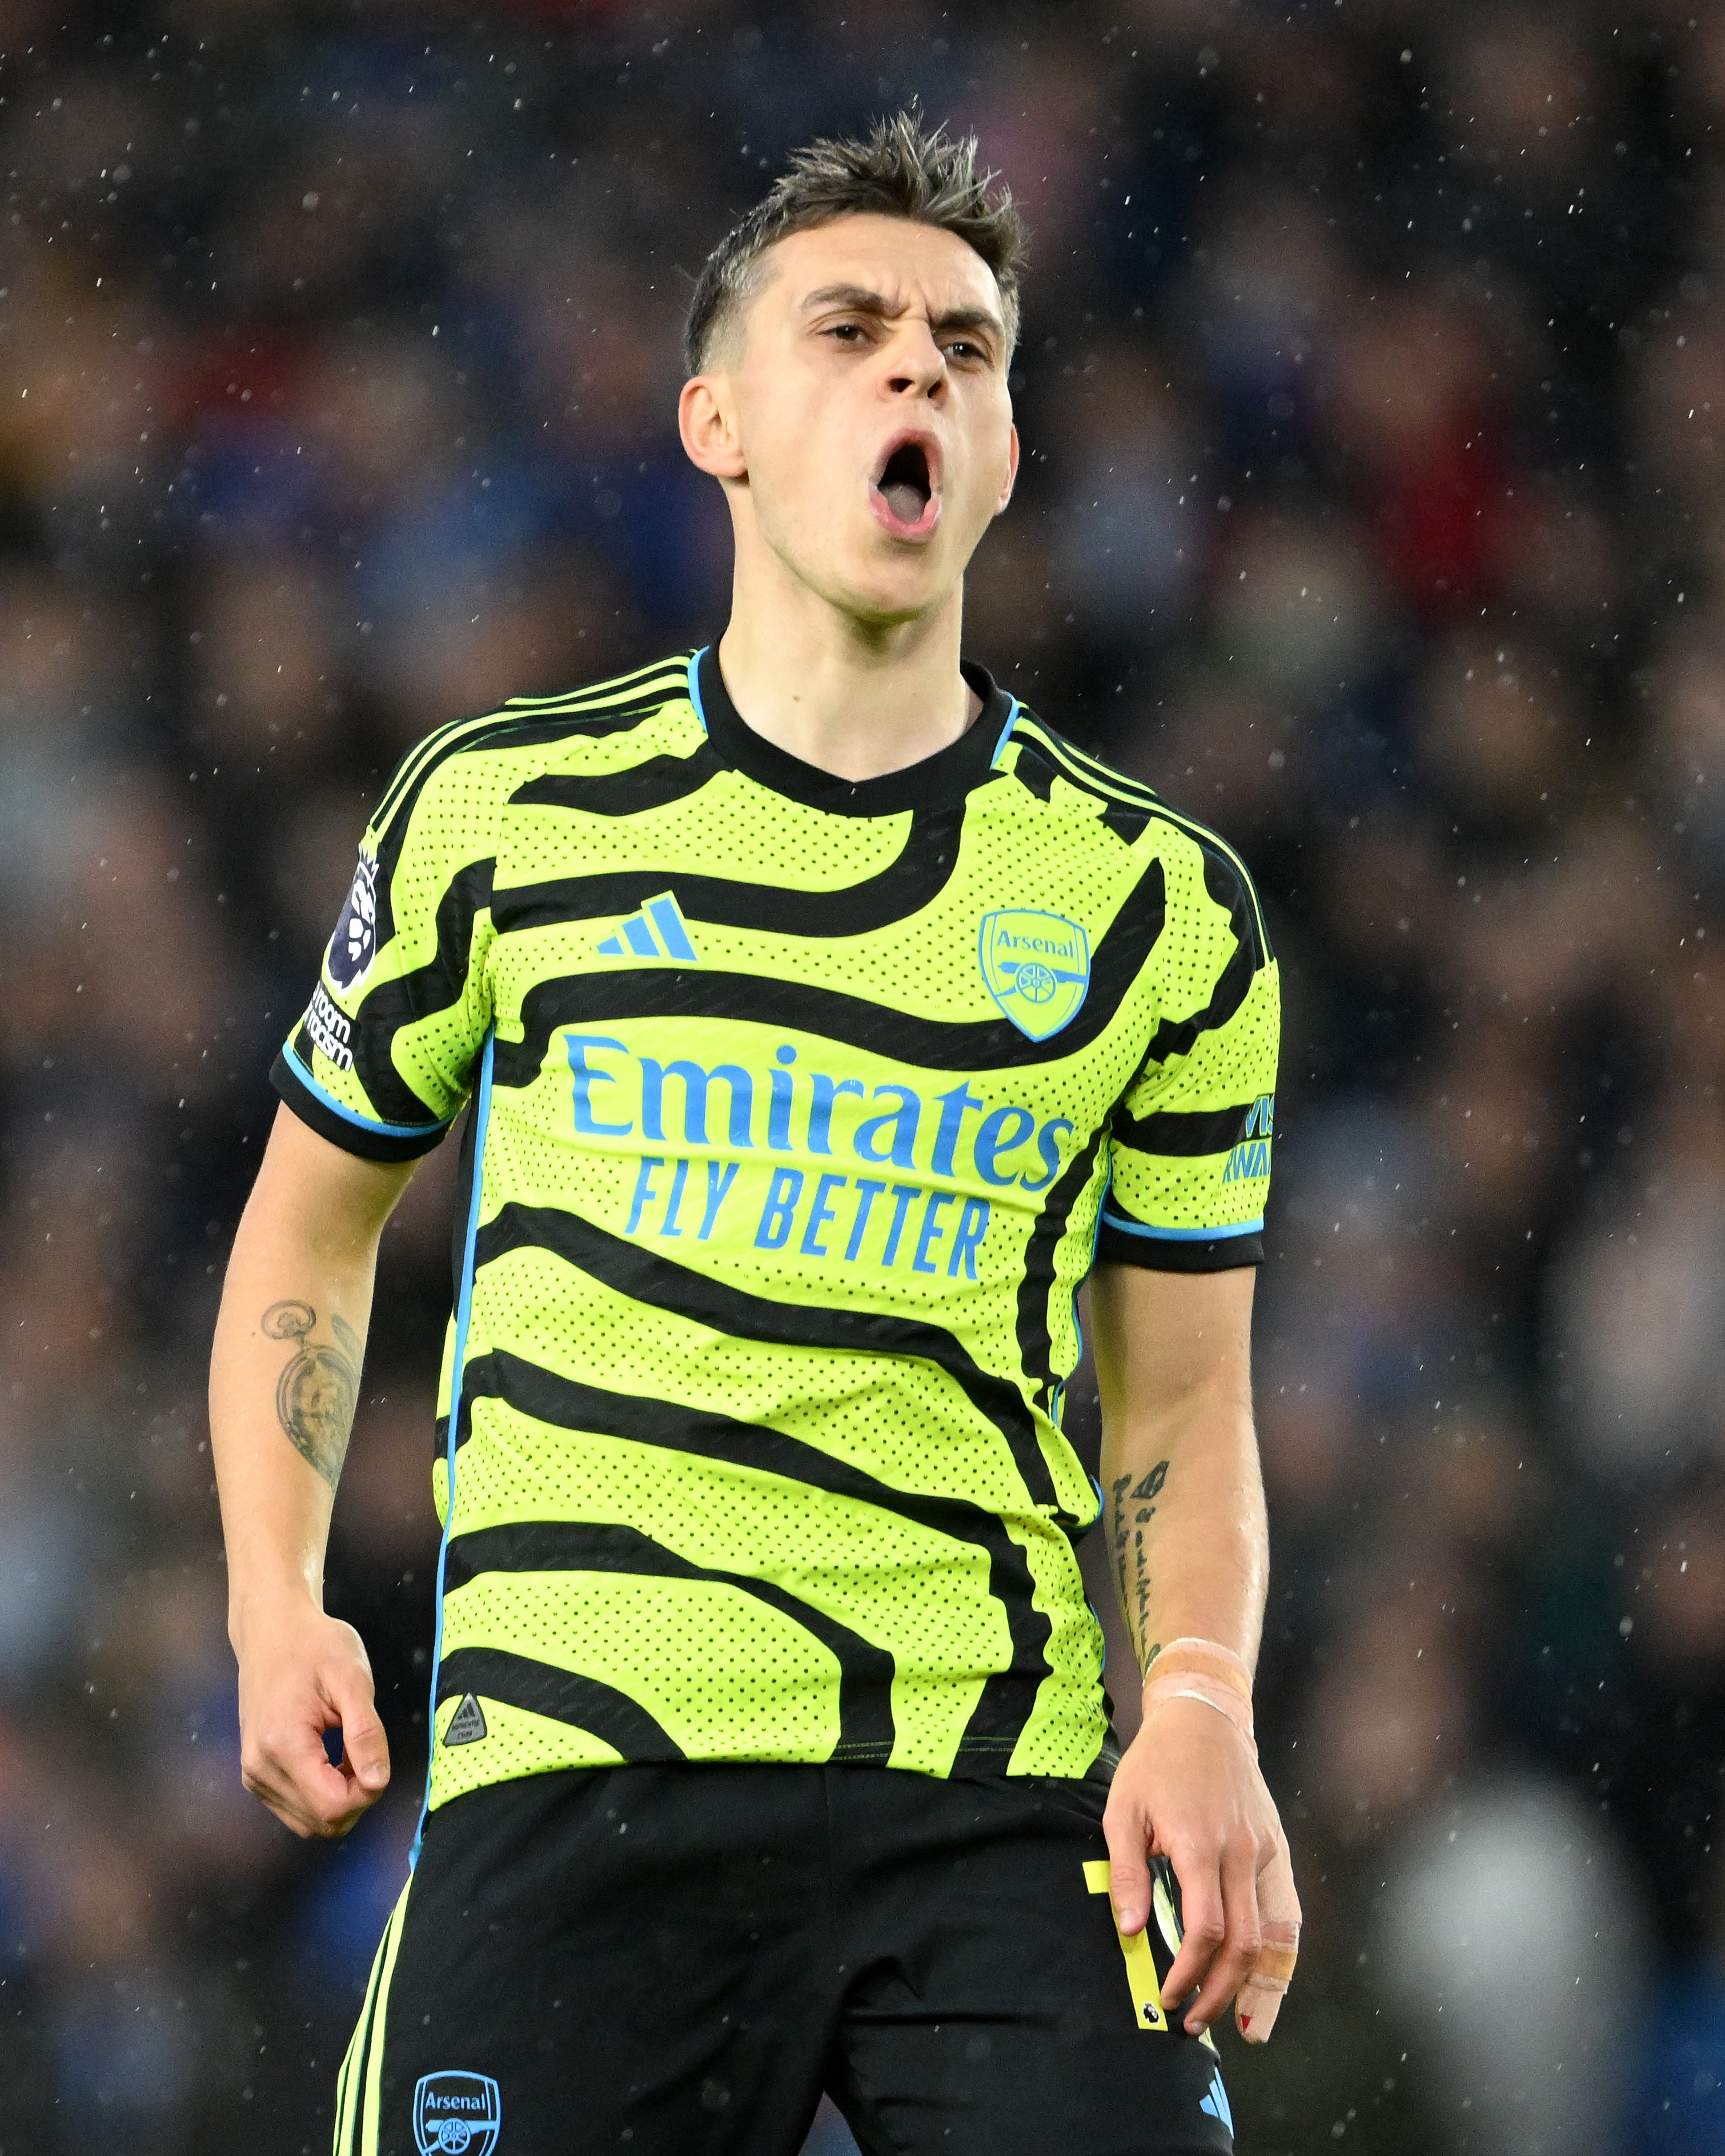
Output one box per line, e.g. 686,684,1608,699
261,1300,362,1492
1109,1459,1168,1674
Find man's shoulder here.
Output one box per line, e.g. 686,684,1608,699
370,651,699,852
494,649,699,732
1005,705,1219,851
1005,704,1270,958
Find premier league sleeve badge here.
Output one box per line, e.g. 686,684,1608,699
326,846,380,993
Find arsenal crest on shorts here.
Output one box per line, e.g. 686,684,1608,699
978,909,1091,1041
413,2070,501,2155
327,846,380,991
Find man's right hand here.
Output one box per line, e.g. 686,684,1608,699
235,1603,391,1838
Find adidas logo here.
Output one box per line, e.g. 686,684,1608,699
596,891,699,963
443,1693,488,1747
1199,2071,1233,2134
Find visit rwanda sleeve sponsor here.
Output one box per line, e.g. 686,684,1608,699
271,649,1280,1801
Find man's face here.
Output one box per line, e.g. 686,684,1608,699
692,214,1019,625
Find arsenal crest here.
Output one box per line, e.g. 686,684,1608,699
414,2071,501,2155
978,910,1091,1041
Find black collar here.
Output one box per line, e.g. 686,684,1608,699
695,645,1014,816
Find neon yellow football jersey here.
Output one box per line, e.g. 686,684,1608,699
274,649,1279,1811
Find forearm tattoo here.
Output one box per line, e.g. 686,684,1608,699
1109,1459,1168,1674
261,1300,362,1492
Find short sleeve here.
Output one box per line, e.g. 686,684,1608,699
1099,842,1279,1272
271,726,507,1162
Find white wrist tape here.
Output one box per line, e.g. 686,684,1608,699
1139,1637,1255,1749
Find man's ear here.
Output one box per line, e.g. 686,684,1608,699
679,374,748,481
994,423,1020,516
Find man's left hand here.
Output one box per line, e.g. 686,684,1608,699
1101,1692,1299,2039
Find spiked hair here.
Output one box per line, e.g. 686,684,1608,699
684,110,1027,375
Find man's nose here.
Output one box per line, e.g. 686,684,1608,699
884,323,948,397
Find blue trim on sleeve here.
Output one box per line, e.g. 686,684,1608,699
410,1029,495,1868
279,1040,452,1142
1101,1207,1264,1241
687,647,709,734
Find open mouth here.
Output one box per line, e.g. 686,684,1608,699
879,441,932,521
870,434,941,536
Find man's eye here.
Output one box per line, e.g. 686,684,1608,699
828,322,864,342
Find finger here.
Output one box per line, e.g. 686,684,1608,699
292,1756,378,1838
238,1745,316,1838
243,1696,376,1837
1158,1849,1226,2014
1183,1840,1261,2034
326,1663,391,1794
243,1727,360,1837
1102,1801,1153,1936
1236,1841,1302,2044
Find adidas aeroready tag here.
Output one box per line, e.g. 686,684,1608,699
443,1693,488,1747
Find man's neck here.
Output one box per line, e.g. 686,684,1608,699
716,584,981,785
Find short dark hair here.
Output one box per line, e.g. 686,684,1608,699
684,111,1028,376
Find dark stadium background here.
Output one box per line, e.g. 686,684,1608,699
1,2,1722,2150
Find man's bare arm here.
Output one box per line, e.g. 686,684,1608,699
210,1103,419,1838
1090,1262,1297,2038
1096,1266,1265,1677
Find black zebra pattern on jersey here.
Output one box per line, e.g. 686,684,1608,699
444,1519,899,1757
508,746,725,820
468,1204,1069,1520
494,801,970,942
1115,1102,1257,1156
452,1346,1057,1757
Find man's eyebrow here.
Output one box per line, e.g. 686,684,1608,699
799,284,1005,342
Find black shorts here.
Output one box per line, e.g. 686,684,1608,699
335,1763,1234,2156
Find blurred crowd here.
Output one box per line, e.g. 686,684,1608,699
0,1,1721,2150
